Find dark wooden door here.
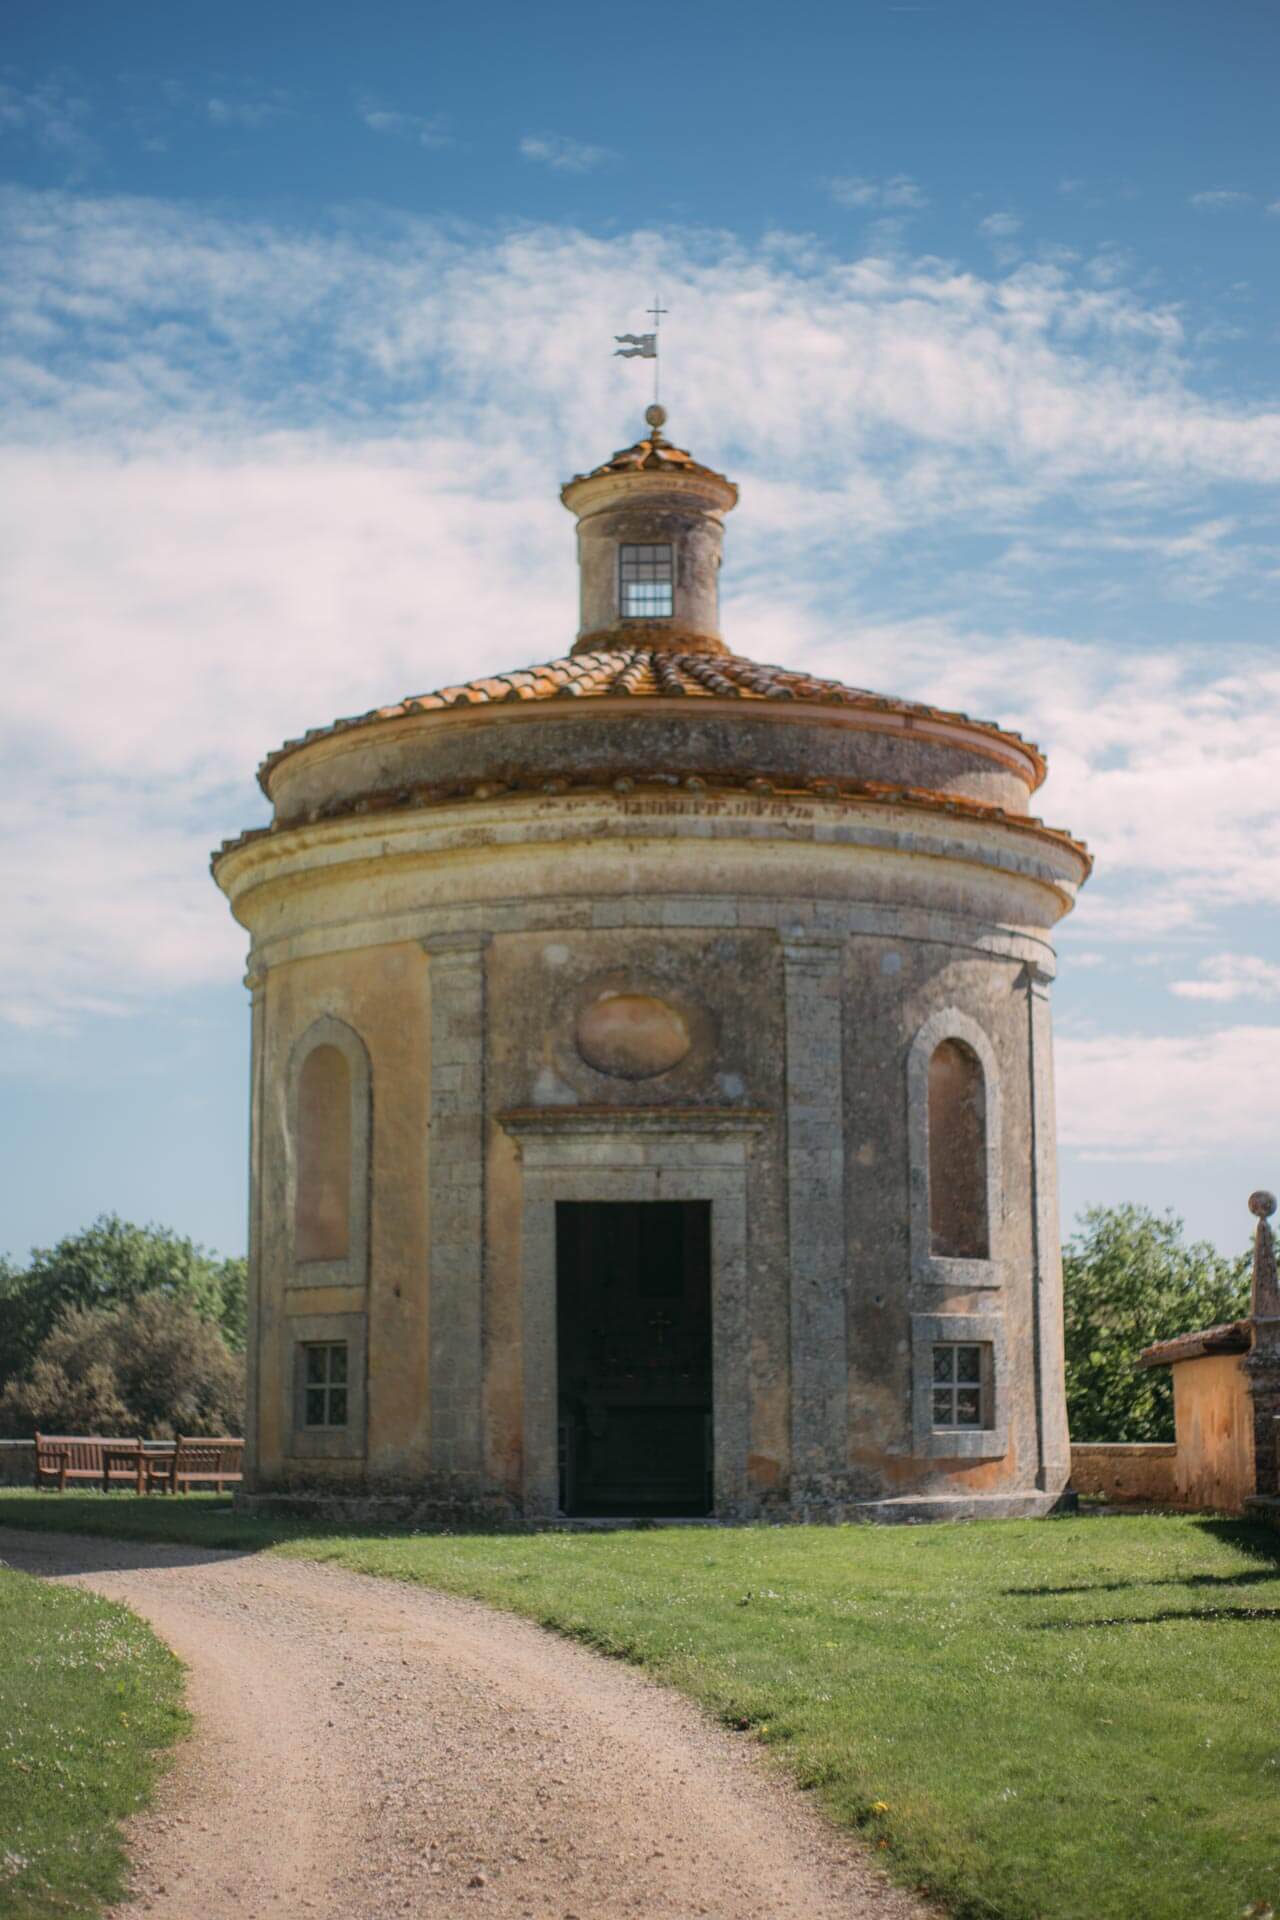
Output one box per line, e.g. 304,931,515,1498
556,1201,712,1516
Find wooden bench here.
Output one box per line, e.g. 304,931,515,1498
34,1434,144,1493
144,1436,244,1495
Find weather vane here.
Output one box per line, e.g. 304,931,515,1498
614,296,668,408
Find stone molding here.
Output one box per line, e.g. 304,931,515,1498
241,890,1060,981
497,1105,769,1153
285,1013,372,1291
216,787,1088,922
910,1311,1009,1461
906,1005,1006,1295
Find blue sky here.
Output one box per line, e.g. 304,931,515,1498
2,0,1278,1264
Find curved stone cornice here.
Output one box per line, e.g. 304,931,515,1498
215,767,1089,883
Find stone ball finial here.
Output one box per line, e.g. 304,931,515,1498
644,402,668,434
1249,1189,1277,1220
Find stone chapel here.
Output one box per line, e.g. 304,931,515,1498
213,406,1091,1523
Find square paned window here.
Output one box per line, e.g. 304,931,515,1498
302,1342,349,1428
930,1343,990,1429
619,544,673,618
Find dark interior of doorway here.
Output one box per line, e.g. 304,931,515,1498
556,1200,712,1518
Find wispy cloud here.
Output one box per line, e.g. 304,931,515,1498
1170,955,1280,1002
1189,189,1253,210
1058,1026,1280,1159
0,78,99,177
2,188,1280,1044
519,133,614,174
357,96,451,149
979,211,1022,238
206,93,292,130
827,173,927,211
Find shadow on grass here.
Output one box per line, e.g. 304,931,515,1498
1034,1604,1280,1629
1005,1567,1280,1597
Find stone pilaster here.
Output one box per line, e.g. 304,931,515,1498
1025,962,1070,1492
782,933,848,1495
423,934,489,1490
243,968,266,1484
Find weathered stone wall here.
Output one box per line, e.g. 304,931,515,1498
1069,1443,1179,1504
225,714,1083,1520
253,941,430,1490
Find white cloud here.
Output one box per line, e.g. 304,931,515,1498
979,211,1022,238
357,97,451,149
206,96,291,130
519,133,614,174
1267,201,1280,218
828,174,927,211
1170,955,1280,1003
1057,1025,1280,1159
0,78,99,176
1189,189,1252,210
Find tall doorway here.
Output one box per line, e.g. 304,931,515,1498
556,1201,712,1517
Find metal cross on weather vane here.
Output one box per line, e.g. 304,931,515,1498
614,297,668,406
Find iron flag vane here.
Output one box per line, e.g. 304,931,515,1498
614,296,668,406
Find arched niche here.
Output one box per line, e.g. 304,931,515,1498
927,1038,989,1259
906,1006,1004,1292
287,1015,371,1287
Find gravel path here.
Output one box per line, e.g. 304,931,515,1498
2,1529,927,1920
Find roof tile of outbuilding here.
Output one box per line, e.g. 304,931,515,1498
1138,1320,1254,1368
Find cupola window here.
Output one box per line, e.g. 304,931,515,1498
619,543,673,618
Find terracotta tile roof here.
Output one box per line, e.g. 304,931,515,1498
1138,1320,1253,1368
565,430,735,488
256,647,1047,794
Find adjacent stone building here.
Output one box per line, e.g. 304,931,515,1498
213,407,1091,1522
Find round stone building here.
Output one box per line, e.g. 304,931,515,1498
213,408,1091,1523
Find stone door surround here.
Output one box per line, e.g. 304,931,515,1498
497,1108,767,1519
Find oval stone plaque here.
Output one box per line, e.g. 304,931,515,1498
576,992,692,1080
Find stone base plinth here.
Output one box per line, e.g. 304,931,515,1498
235,1487,1072,1531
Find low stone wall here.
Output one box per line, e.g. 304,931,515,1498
1070,1442,1179,1505
0,1441,35,1488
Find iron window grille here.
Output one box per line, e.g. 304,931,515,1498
930,1343,991,1429
619,543,673,618
302,1341,349,1428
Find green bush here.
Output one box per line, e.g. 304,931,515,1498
0,1293,244,1439
0,1216,245,1395
1063,1203,1250,1441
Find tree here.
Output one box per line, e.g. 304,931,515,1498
0,1216,245,1392
1062,1204,1250,1443
0,1294,244,1439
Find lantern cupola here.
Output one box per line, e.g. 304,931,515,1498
560,404,739,656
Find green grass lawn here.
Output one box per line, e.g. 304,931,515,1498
2,1494,1278,1920
0,1558,187,1918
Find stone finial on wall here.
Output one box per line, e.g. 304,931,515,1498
1244,1190,1280,1508
1249,1190,1280,1341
